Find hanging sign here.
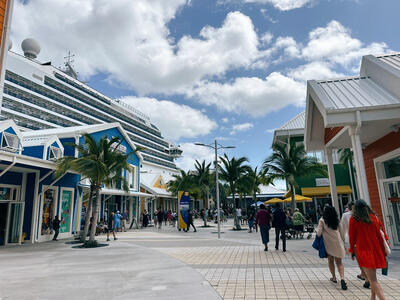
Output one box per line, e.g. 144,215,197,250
178,191,190,229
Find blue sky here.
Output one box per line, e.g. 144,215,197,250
11,0,400,171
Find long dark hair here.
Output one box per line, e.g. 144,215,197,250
323,206,339,230
352,200,371,224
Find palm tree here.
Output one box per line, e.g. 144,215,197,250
194,160,211,227
338,148,357,201
219,154,251,229
262,143,327,211
167,169,195,195
247,167,271,209
55,134,136,246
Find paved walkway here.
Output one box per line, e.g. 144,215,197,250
1,219,400,299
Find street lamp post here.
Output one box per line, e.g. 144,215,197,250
195,140,235,239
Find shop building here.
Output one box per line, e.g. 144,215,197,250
273,111,355,215
0,120,149,245
305,52,400,246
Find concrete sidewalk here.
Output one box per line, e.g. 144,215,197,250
0,233,220,300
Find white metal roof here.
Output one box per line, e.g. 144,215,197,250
278,111,305,130
21,123,143,161
258,185,286,195
315,76,400,111
376,53,400,71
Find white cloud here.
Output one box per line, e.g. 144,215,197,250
243,0,313,11
230,122,254,135
221,118,229,123
175,143,214,171
288,61,344,81
265,128,276,133
12,2,261,95
187,72,306,117
120,96,217,141
301,21,389,69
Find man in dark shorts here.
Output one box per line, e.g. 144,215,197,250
106,212,116,241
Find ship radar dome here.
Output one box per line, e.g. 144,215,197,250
21,38,40,59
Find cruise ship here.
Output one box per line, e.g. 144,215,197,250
0,39,182,211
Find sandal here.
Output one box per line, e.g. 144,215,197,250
330,278,337,283
363,282,370,289
357,275,365,281
341,280,348,290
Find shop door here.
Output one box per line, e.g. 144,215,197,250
7,202,24,244
383,180,400,246
0,202,8,245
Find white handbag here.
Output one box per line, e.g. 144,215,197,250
380,230,391,256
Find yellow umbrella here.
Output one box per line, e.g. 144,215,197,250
265,198,284,204
283,194,312,203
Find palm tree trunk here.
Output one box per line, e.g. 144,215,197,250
203,196,207,227
89,185,101,243
81,188,93,242
290,184,296,211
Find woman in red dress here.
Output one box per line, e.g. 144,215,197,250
349,200,388,300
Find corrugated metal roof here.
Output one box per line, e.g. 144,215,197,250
278,111,305,130
376,53,400,71
316,76,400,111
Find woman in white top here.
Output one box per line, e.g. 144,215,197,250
317,205,347,290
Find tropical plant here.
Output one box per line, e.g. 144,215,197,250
194,160,211,226
219,154,251,229
262,142,327,211
55,134,136,246
246,167,272,209
338,148,357,201
167,169,195,195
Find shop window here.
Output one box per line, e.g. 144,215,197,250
384,156,400,178
49,146,62,160
1,132,20,152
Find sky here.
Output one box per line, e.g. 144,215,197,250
10,0,400,173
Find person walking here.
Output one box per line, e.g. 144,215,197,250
113,211,122,237
185,210,197,232
292,208,305,239
316,205,347,290
255,204,272,251
157,208,163,229
142,210,149,228
349,200,388,300
52,216,61,241
121,210,128,232
272,203,286,252
248,209,255,233
106,212,116,241
340,202,369,286
153,209,158,228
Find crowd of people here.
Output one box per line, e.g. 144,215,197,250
251,200,389,300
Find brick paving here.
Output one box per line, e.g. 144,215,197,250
157,245,400,299
132,220,400,300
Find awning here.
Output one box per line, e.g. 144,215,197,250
100,188,155,197
301,185,352,197
283,194,312,202
265,198,284,204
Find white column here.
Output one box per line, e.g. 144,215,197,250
325,147,340,213
30,171,40,243
349,126,370,204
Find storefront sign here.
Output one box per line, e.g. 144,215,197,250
178,191,190,229
315,178,330,187
60,190,72,233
